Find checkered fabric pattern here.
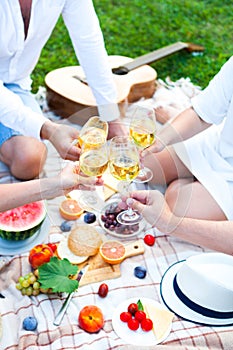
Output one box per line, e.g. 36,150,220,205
0,141,233,350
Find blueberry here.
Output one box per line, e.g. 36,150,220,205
60,221,72,232
23,316,38,331
84,212,96,224
134,266,147,279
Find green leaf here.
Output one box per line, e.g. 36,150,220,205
137,299,144,311
38,257,78,293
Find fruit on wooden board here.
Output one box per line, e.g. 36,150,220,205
78,305,104,333
99,240,126,264
0,201,46,241
29,243,54,269
59,198,83,220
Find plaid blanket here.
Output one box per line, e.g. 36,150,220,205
0,139,233,350
0,81,233,349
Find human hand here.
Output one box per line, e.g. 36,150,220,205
41,121,81,160
130,190,177,233
59,162,102,195
141,137,165,158
107,118,128,139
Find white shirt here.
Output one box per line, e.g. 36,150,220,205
174,56,233,219
0,0,119,139
191,55,233,159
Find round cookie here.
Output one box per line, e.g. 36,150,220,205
68,224,102,257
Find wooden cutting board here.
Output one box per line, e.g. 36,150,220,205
78,240,144,286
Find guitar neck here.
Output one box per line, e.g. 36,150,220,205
122,41,203,71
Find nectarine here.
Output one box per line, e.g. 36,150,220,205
78,305,104,333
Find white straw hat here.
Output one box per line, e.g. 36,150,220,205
160,252,233,326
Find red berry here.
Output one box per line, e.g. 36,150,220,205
120,311,132,323
98,283,108,298
144,234,156,246
141,318,153,332
127,318,139,331
127,303,138,316
47,243,57,253
135,310,146,322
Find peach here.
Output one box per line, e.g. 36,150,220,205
29,244,54,269
78,305,104,333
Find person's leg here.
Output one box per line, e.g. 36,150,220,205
165,178,227,220
0,84,47,180
0,132,47,180
143,146,194,186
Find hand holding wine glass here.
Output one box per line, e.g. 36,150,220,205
78,116,108,148
109,136,143,225
129,106,156,183
78,135,109,210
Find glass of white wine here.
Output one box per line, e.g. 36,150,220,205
78,116,108,148
78,135,109,210
109,136,143,225
129,106,156,183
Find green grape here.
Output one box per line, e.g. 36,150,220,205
16,271,41,297
26,286,33,296
32,289,40,296
16,283,22,290
18,276,24,284
28,275,37,284
21,288,27,296
33,281,40,290
22,279,30,288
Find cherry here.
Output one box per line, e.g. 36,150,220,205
144,234,156,246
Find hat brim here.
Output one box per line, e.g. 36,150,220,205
160,260,233,326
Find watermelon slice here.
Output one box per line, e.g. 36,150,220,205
0,201,47,241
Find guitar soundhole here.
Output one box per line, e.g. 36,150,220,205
112,66,129,75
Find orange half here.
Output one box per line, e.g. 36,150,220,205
59,199,84,221
99,240,126,265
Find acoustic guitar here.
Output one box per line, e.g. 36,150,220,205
45,41,204,122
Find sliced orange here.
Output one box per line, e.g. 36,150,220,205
59,199,84,221
99,240,126,265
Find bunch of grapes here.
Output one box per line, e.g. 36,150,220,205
16,272,41,296
101,203,139,235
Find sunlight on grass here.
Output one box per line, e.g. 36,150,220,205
32,0,233,92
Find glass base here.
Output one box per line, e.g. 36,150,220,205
133,167,153,183
78,191,105,212
116,209,143,225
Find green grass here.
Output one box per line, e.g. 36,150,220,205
32,0,233,92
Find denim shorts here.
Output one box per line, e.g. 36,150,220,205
0,83,42,147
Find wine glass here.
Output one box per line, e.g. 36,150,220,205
78,116,108,148
129,106,156,183
78,136,109,210
109,136,143,225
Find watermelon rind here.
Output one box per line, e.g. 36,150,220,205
0,201,47,241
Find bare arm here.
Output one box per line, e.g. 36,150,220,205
0,163,96,212
131,190,233,255
143,107,211,154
